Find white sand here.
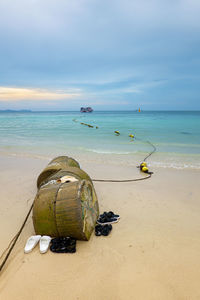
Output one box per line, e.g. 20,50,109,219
0,154,200,300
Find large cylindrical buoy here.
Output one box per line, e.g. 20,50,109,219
33,156,99,241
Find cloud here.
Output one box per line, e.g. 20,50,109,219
0,0,200,109
0,87,81,101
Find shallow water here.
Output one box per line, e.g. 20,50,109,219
0,111,200,168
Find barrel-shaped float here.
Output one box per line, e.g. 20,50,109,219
37,156,80,188
33,157,99,241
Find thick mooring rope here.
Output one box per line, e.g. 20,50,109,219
0,202,34,273
92,173,152,182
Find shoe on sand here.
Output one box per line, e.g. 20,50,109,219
100,211,120,220
95,224,112,236
24,235,41,254
50,237,76,253
39,236,51,254
97,216,119,225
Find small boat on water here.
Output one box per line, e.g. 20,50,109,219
80,107,93,113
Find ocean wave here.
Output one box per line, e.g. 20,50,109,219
149,161,200,170
151,142,200,148
84,148,135,155
0,148,200,170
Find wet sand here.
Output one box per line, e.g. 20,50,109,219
0,154,200,300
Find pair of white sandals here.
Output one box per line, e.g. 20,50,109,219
24,235,51,254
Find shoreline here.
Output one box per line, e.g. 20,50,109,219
0,148,200,170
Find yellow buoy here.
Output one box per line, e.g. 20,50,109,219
140,162,147,168
129,134,134,138
114,131,120,135
141,166,148,173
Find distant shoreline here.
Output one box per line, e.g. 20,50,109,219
0,110,200,113
0,109,32,112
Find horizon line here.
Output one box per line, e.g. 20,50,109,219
0,109,200,112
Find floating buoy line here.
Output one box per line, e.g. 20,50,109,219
0,117,156,273
73,118,156,182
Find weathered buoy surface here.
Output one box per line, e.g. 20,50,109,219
37,156,80,188
33,157,99,241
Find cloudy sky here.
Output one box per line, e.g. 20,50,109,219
0,0,200,110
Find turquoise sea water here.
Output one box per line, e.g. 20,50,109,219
0,111,200,168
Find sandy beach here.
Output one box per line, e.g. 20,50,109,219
0,154,200,299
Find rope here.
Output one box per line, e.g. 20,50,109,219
0,233,18,261
143,140,157,161
0,201,34,273
92,173,151,182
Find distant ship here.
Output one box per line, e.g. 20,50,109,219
80,107,93,113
